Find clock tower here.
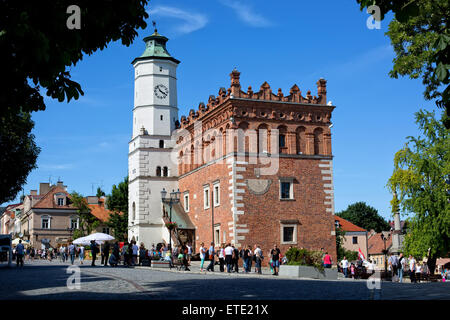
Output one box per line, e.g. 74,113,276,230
128,28,180,246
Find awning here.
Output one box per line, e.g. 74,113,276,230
162,202,195,229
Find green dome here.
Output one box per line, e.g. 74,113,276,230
132,29,180,65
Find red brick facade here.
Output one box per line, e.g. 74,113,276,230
175,70,336,261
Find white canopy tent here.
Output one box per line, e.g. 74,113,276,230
73,233,114,246
12,238,30,247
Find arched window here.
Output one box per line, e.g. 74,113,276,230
156,166,162,176
159,140,164,148
277,125,287,154
132,202,136,221
257,123,269,154
314,127,323,155
296,126,306,154
163,166,168,177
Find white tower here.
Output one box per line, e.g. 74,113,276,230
128,28,180,246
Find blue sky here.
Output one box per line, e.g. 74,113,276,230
5,0,437,222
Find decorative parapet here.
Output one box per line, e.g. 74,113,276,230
178,70,329,129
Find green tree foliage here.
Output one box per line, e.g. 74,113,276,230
335,227,360,261
96,187,105,198
106,177,129,242
70,191,100,237
285,247,324,271
357,0,450,127
0,1,149,203
336,202,391,232
0,111,40,203
387,110,449,273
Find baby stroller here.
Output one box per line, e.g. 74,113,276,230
109,254,118,267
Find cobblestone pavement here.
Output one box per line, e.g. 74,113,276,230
0,259,448,300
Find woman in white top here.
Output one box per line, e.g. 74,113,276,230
415,263,422,282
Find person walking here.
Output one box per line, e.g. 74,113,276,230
242,245,252,273
218,244,225,272
224,243,233,273
232,245,239,273
341,256,349,278
122,242,129,266
270,244,281,276
246,245,253,273
187,242,192,265
323,251,332,269
132,241,138,266
103,241,110,266
16,240,25,267
206,242,215,272
78,245,85,264
408,255,416,283
398,253,405,283
68,242,76,265
415,262,422,283
139,243,146,266
199,243,206,271
90,240,98,266
388,253,399,281
254,245,263,274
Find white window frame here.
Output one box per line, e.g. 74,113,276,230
213,182,220,207
70,216,79,229
41,215,51,229
102,227,110,235
184,193,189,212
214,225,220,246
280,223,297,245
279,178,294,200
203,185,210,210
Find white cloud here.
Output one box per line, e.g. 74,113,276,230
220,0,272,27
149,6,208,34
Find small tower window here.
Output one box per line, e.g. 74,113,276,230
156,166,162,177
159,140,164,148
160,66,163,72
160,115,163,121
163,166,168,177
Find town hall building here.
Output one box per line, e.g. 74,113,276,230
128,27,337,260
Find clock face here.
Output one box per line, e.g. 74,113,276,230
154,84,169,99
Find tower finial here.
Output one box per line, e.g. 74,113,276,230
152,20,157,33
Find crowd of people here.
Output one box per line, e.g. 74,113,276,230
13,239,448,283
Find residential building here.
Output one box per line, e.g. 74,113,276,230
367,230,392,270
334,216,368,259
21,181,79,248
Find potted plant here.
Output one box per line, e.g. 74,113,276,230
165,221,177,230
279,247,337,279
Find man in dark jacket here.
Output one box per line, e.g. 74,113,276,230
232,245,239,273
103,242,110,266
90,240,98,266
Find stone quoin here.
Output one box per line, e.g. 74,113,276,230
128,27,337,262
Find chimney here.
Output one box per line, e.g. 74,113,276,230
30,190,37,196
87,196,99,205
57,180,64,187
39,183,51,195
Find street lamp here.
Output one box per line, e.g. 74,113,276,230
161,188,180,259
381,232,390,279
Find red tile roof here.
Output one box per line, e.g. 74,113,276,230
334,216,367,232
32,185,74,209
368,232,392,255
88,198,116,222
